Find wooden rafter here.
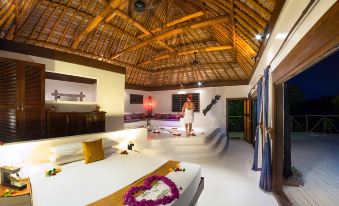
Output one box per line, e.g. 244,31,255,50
137,11,206,38
0,0,279,88
105,1,128,21
139,45,232,66
0,3,15,27
99,0,175,52
150,61,237,72
112,15,230,59
71,0,124,49
41,0,154,55
113,9,176,52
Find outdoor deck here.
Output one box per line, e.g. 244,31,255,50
284,132,339,206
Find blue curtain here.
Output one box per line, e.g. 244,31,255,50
259,68,272,192
252,78,263,171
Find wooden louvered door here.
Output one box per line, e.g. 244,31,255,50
20,61,45,140
243,99,252,143
0,58,20,143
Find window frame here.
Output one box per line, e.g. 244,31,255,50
172,93,200,112
130,94,143,104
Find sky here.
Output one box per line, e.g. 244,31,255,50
288,50,339,100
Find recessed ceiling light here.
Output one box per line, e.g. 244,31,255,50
255,34,262,41
197,82,202,87
180,84,183,87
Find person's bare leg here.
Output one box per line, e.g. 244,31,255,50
185,124,188,136
188,123,192,137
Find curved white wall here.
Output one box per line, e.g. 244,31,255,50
126,85,252,129
250,0,337,84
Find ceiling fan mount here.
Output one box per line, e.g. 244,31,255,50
192,52,199,65
134,0,146,12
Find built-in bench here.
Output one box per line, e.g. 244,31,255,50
124,113,182,129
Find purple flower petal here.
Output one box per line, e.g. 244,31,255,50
124,175,180,206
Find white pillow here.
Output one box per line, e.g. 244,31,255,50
50,138,118,156
49,147,119,165
49,154,83,165
94,137,119,149
50,142,82,156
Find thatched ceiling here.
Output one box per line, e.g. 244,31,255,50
0,0,276,87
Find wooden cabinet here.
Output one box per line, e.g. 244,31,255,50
0,57,45,143
70,112,90,135
46,112,70,138
46,112,106,138
0,195,31,206
0,179,31,206
88,112,106,133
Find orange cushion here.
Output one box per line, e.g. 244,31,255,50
82,139,104,164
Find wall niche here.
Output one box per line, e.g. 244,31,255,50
45,71,97,103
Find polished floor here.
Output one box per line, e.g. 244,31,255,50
284,133,339,206
154,137,278,206
196,140,278,206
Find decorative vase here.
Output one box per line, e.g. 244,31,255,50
94,105,100,112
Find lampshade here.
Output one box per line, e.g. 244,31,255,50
147,96,153,112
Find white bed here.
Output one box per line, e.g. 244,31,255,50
30,152,201,206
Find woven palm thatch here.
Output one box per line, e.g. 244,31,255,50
0,0,276,88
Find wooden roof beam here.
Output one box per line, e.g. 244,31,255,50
99,0,175,52
105,1,128,21
0,3,15,27
71,0,124,49
113,10,176,52
112,15,230,59
150,61,237,72
139,45,232,66
137,11,206,38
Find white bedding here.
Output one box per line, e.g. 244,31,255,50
30,152,201,206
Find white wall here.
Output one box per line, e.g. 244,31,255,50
125,89,151,114
45,101,98,113
0,50,125,131
45,79,97,102
0,128,148,165
248,0,337,128
250,0,337,85
126,85,252,128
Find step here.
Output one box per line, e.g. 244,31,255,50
149,130,225,148
167,137,228,162
144,132,228,161
146,131,224,155
172,133,226,154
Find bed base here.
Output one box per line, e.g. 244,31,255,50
189,177,204,206
30,177,205,206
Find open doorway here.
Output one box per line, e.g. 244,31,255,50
282,50,339,205
226,99,252,143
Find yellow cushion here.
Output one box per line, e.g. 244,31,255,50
82,139,104,164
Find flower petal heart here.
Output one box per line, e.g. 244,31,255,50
124,175,180,206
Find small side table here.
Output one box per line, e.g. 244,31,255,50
0,179,32,206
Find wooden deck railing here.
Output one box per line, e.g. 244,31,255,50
291,115,339,134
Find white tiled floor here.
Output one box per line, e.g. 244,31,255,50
194,140,278,206
156,138,278,206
